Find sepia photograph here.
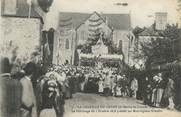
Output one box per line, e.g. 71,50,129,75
0,0,181,117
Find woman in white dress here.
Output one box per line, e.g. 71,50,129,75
98,77,104,94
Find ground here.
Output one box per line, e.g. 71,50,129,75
63,93,180,117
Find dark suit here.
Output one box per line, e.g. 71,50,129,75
0,73,22,117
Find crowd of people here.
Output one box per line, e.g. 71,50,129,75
0,56,180,117
142,73,175,109
44,65,138,98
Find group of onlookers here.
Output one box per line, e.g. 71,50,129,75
0,57,39,117
55,66,139,99
0,57,66,117
0,56,181,117
142,73,176,110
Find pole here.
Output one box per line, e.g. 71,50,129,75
28,4,31,18
27,0,32,18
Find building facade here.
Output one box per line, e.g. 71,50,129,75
155,12,167,30
1,0,45,63
76,12,112,46
135,25,164,69
53,11,135,66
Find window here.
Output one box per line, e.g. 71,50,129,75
81,31,84,40
119,40,122,50
65,39,69,49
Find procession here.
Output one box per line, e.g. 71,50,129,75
1,57,180,117
1,0,181,117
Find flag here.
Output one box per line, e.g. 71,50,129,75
27,0,32,18
27,0,32,6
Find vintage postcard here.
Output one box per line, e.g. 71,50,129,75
0,0,181,117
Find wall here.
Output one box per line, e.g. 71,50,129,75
134,35,164,69
155,12,167,30
0,17,41,63
112,30,134,65
76,24,88,45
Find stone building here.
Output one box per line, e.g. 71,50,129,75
155,12,167,30
1,0,46,63
53,11,135,66
135,24,164,69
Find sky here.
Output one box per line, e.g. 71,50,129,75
43,0,180,29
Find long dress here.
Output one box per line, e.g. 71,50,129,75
98,80,104,93
130,79,138,98
116,86,122,96
156,80,164,107
103,76,111,96
163,79,175,109
80,81,85,92
65,78,72,99
40,108,56,117
79,75,85,92
152,79,164,107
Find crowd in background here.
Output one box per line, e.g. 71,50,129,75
0,55,181,117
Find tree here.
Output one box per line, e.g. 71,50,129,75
137,24,181,70
132,26,145,52
132,26,144,39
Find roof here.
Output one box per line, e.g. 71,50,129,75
102,14,131,30
58,12,131,30
1,0,42,19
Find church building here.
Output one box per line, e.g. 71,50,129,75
53,11,135,66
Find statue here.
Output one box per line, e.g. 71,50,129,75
100,31,104,40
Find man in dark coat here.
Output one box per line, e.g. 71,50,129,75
0,57,22,117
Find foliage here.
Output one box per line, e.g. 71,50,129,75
136,24,181,69
132,26,144,39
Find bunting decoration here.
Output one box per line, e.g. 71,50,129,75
88,28,101,33
88,33,100,37
37,0,54,12
59,17,73,29
59,22,73,27
87,17,104,45
60,17,73,22
88,21,102,27
59,30,72,36
88,18,102,22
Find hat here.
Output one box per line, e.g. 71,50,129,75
48,87,55,91
47,80,57,87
